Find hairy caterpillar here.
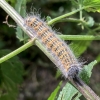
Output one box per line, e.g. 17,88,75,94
25,13,82,79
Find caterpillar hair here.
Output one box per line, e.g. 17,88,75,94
24,12,83,79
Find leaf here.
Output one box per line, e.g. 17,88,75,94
48,81,62,100
80,60,97,84
16,26,28,41
55,70,61,79
83,0,100,12
6,0,16,6
78,0,84,4
57,60,97,100
74,93,82,100
70,0,79,7
96,54,100,63
0,49,24,100
15,0,28,41
57,83,81,100
86,16,95,27
0,75,18,100
70,40,91,57
46,16,52,22
15,0,27,17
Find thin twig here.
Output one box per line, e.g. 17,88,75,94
59,35,100,40
47,6,88,25
3,15,16,28
0,39,36,64
0,0,100,100
69,77,100,100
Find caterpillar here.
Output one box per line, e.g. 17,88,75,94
25,14,82,79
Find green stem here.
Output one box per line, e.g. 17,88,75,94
94,22,100,26
59,35,100,40
53,18,86,24
48,6,88,25
0,39,35,64
79,4,82,20
0,35,99,64
55,17,92,31
0,1,100,99
93,26,100,31
35,40,55,63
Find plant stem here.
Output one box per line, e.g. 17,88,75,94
35,40,56,63
0,0,34,38
48,6,88,25
52,18,87,24
69,78,100,100
0,0,100,99
0,39,35,64
59,35,100,40
1,35,100,64
79,4,82,20
93,26,100,31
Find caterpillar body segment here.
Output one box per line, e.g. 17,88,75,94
25,15,82,79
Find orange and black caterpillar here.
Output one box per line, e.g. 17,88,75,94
25,14,82,79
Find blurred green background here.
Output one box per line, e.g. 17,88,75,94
0,0,100,100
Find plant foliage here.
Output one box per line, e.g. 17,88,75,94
0,0,100,99
47,60,97,100
0,50,24,100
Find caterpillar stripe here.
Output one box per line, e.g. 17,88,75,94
25,15,82,79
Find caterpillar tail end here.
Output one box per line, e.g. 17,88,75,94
68,65,83,86
68,65,80,78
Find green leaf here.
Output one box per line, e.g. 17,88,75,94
96,54,100,63
46,16,52,22
74,93,82,100
48,81,62,100
78,0,84,4
70,40,91,57
0,74,18,100
57,60,97,100
15,0,27,17
6,0,16,6
70,0,79,7
80,60,97,84
15,0,28,41
86,16,95,27
83,0,100,12
16,26,28,41
57,83,81,100
55,70,61,79
0,49,24,100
